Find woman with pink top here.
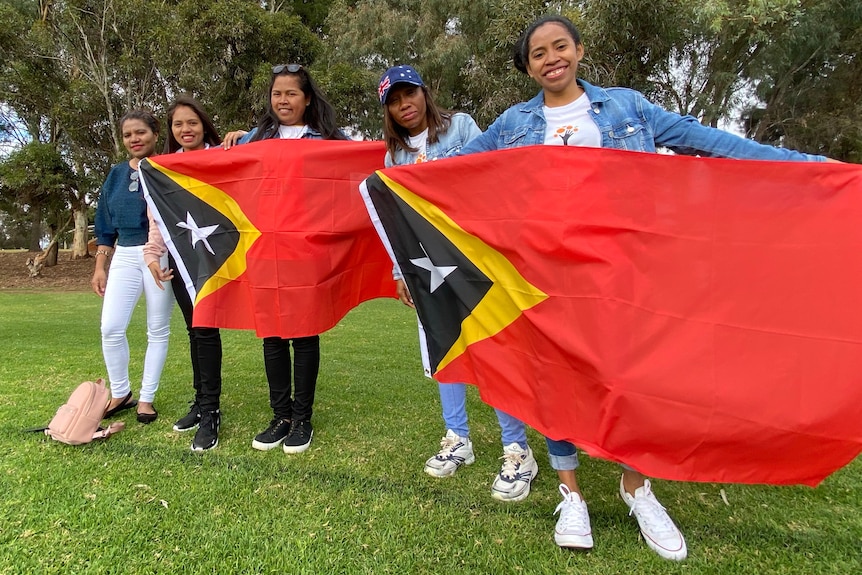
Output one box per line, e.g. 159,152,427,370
144,96,224,451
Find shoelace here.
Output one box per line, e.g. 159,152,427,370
290,422,310,439
498,452,523,480
554,496,589,531
436,436,458,457
628,492,676,536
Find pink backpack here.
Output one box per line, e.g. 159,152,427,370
45,379,124,445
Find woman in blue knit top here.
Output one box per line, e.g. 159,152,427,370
92,110,173,424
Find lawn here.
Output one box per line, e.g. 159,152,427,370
0,292,859,574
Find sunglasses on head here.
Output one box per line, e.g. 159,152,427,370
272,64,303,74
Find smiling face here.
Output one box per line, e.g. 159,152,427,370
525,22,585,106
386,84,428,136
271,74,310,126
170,105,205,151
121,119,157,159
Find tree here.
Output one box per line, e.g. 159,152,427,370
742,0,862,161
0,141,74,252
322,0,558,136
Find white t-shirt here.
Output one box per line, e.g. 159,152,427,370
543,94,602,147
406,129,429,164
278,125,309,140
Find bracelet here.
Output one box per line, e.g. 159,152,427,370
95,249,111,257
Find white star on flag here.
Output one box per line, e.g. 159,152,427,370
176,212,219,255
410,243,457,293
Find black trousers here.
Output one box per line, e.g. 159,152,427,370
262,335,320,421
170,255,222,411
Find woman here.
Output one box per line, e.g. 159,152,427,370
379,64,537,503
462,14,829,559
92,110,173,424
223,64,346,454
145,96,224,451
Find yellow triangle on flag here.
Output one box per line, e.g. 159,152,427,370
378,171,548,371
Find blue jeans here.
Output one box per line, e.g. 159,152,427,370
546,438,634,472
439,382,527,448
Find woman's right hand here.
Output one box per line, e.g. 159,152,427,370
91,268,108,297
222,130,248,150
395,279,414,308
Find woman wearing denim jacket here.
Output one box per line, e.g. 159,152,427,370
223,64,347,455
379,65,538,503
461,14,828,560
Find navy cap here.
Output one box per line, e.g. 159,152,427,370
378,65,425,104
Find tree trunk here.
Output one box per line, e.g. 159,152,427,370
44,240,59,266
70,206,89,259
28,204,43,252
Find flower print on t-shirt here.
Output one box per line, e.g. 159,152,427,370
553,125,580,145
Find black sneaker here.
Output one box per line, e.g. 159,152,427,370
252,418,291,451
283,420,313,454
173,402,201,432
191,410,220,452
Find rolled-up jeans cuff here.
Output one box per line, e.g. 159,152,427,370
549,452,579,471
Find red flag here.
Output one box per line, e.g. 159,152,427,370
361,146,862,486
141,139,395,338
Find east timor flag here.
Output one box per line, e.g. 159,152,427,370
361,146,862,486
141,139,395,338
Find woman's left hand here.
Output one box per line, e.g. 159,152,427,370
148,262,174,290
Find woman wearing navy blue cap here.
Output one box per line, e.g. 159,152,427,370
379,64,538,503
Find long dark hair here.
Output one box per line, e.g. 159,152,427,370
513,14,582,74
250,66,346,141
163,96,222,153
383,85,452,161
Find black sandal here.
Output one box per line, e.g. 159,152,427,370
104,392,138,418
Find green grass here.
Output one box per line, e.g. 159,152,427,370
0,291,859,574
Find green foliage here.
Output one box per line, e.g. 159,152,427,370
742,0,862,161
0,292,860,573
322,0,551,135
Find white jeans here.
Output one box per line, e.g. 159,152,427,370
100,245,173,403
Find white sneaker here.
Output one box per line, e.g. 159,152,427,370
620,476,687,560
554,484,593,549
424,430,475,477
490,443,538,502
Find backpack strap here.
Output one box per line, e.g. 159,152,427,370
93,421,125,440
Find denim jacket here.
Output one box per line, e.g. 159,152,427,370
385,112,482,167
462,80,825,162
239,125,324,143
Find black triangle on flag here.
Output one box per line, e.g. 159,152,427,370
140,159,242,305
362,172,547,375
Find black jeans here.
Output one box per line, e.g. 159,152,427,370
170,256,222,411
262,335,320,422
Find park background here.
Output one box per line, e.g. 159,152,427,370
1,0,861,255
1,0,861,572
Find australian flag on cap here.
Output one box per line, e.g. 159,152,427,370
378,65,425,104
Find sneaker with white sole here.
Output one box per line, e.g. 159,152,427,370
191,409,220,452
424,430,475,477
490,443,538,502
173,402,201,432
620,477,687,560
554,484,593,549
252,418,291,451
282,419,313,454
